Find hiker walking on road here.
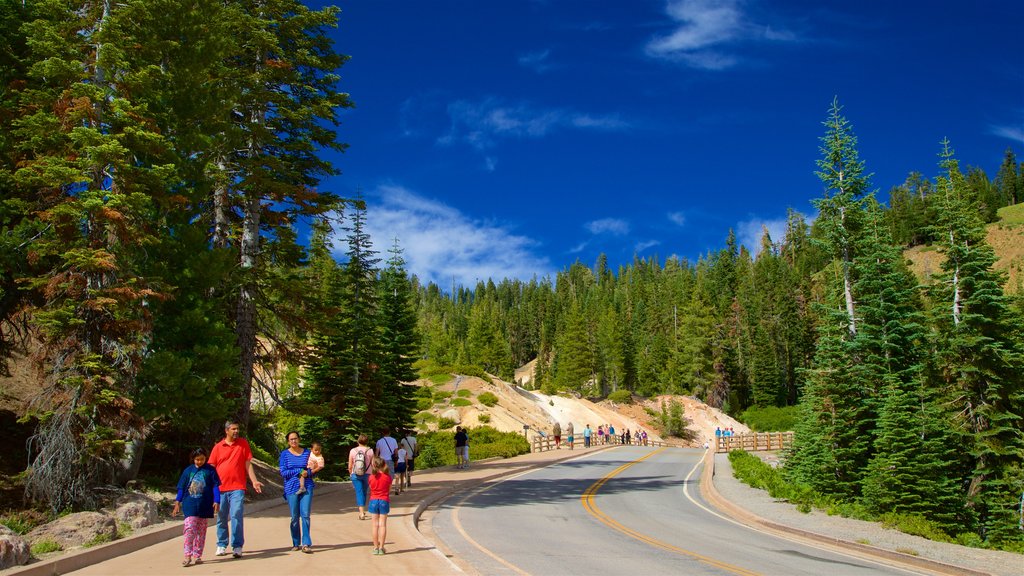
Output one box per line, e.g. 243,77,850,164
400,429,418,487
173,447,220,567
279,431,315,553
368,456,393,555
208,420,263,559
375,427,399,477
552,421,561,449
348,435,374,520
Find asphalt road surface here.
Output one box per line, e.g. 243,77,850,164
429,446,931,576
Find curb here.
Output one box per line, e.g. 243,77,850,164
6,483,345,576
698,450,992,576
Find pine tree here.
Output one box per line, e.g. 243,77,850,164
302,202,381,476
16,0,178,510
376,239,419,431
856,197,963,530
812,97,869,336
928,141,1024,543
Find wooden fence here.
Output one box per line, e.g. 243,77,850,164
714,432,793,453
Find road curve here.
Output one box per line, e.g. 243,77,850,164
429,446,930,576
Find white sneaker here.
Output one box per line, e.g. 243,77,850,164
232,548,243,558
215,547,227,556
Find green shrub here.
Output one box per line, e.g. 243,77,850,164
250,443,274,465
451,398,472,407
433,390,453,401
607,389,632,404
478,392,498,407
414,386,434,399
456,389,472,398
415,411,436,423
415,426,529,469
879,513,953,542
477,414,491,423
416,397,435,411
738,405,799,432
30,539,62,555
728,450,816,510
437,417,456,429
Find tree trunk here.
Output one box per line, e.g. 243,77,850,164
235,195,260,428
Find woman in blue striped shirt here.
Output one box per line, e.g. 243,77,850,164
279,431,315,553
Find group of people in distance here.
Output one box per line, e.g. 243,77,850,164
172,421,420,566
549,422,650,449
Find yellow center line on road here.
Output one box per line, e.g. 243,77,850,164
581,447,762,576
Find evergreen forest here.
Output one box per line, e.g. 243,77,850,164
1,1,1022,548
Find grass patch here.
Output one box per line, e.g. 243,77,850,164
416,397,434,411
478,391,498,407
30,539,62,555
0,510,50,534
83,532,114,548
117,522,133,539
997,202,1024,227
456,389,472,398
451,398,472,407
433,390,453,401
436,417,456,430
428,373,452,385
855,538,870,545
895,547,919,556
477,414,491,423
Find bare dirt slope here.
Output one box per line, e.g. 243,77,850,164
423,362,748,446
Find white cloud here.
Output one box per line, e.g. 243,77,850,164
645,0,795,70
439,98,629,151
340,185,553,288
635,239,661,253
586,218,630,235
989,123,1024,143
736,216,788,256
667,211,687,226
518,49,554,73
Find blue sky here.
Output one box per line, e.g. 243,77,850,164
309,0,1023,289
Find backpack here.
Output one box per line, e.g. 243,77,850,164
353,448,368,475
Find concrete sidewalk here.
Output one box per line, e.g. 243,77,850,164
9,446,596,576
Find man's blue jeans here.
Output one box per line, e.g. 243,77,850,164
286,490,313,547
217,489,246,549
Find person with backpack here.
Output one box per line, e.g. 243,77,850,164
348,435,374,521
375,427,400,478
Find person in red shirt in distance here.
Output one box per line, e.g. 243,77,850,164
208,420,264,558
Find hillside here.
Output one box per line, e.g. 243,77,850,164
905,203,1024,292
416,361,748,447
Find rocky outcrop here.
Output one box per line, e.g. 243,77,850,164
0,526,30,569
113,493,158,530
27,512,116,549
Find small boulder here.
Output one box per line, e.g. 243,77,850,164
441,408,461,424
113,492,158,530
0,526,30,569
28,511,117,549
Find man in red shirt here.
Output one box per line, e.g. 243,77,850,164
208,420,263,558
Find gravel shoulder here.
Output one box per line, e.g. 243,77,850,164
712,453,1022,576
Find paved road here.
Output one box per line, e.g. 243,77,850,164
429,447,928,576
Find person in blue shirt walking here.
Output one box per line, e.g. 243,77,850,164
173,448,221,567
280,431,316,553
